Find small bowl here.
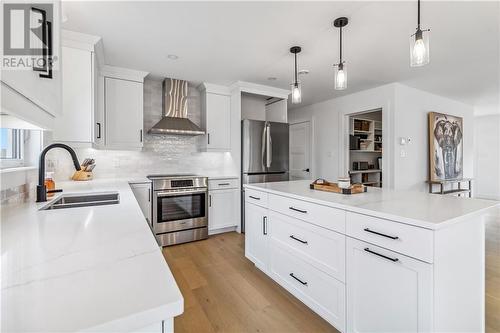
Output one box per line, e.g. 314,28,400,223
338,177,351,189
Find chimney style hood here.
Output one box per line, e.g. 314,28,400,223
148,78,205,135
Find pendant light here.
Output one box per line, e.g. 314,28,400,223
333,17,348,90
410,0,430,67
290,46,302,104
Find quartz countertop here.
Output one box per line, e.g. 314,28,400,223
1,179,183,332
245,180,499,230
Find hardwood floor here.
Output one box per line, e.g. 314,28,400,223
163,214,500,333
162,232,338,333
487,210,500,333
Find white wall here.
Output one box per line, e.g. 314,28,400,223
474,115,500,200
289,83,476,192
393,84,474,192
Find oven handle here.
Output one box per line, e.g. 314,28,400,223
155,189,207,197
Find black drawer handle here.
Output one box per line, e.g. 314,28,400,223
249,195,261,200
364,248,399,262
363,228,399,240
289,206,307,214
218,183,230,186
290,235,308,244
263,216,268,235
289,273,308,286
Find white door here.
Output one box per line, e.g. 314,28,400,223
206,93,231,151
208,189,238,231
244,202,269,272
289,121,311,180
346,237,433,333
105,77,144,149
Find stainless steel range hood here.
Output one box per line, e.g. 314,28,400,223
148,78,205,135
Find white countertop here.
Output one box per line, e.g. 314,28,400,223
245,180,499,230
1,179,183,332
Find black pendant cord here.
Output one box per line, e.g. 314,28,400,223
294,52,298,86
339,26,343,64
417,0,421,30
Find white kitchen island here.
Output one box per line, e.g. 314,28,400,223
1,179,183,332
244,180,499,333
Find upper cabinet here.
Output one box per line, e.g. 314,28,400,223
104,76,144,149
52,29,148,150
199,83,231,152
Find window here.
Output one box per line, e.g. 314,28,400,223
0,128,24,168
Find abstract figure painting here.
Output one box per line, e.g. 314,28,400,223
428,112,463,181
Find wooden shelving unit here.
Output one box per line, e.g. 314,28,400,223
349,112,383,188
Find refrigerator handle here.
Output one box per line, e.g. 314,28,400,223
267,126,272,168
261,124,267,168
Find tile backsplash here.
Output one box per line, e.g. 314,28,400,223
0,168,38,205
47,78,237,181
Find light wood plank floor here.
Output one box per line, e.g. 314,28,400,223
162,232,338,333
487,212,500,333
163,218,500,333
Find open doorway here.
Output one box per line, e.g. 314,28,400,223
348,109,383,187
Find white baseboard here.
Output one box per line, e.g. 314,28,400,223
208,226,238,235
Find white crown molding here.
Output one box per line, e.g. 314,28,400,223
230,81,290,100
61,30,101,52
100,65,149,83
198,82,231,96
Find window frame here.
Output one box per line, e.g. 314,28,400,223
0,129,25,169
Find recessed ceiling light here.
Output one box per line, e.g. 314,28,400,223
267,77,277,81
167,54,179,60
298,69,310,75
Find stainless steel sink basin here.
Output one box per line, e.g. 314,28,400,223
41,192,120,210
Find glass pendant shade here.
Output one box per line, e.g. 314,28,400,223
291,82,302,104
334,64,347,90
410,30,430,67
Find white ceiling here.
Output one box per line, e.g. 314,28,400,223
62,1,500,114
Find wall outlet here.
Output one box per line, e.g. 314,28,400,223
400,149,407,158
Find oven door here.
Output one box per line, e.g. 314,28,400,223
153,188,208,234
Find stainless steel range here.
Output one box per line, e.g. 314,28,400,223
148,174,208,246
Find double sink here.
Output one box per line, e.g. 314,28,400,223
41,192,120,210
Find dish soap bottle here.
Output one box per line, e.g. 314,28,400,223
45,172,55,198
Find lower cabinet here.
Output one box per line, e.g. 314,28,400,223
346,237,433,333
269,240,346,331
208,188,239,232
244,202,269,272
130,182,152,226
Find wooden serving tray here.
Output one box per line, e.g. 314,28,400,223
310,179,366,195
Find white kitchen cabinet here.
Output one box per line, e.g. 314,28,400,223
200,84,231,151
53,46,94,143
130,182,152,223
208,188,239,233
105,77,144,149
244,202,269,272
346,237,432,333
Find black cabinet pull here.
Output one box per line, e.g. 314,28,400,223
96,122,101,139
207,133,210,145
290,235,308,244
289,206,307,214
249,196,261,200
140,129,143,142
363,228,399,240
262,216,268,235
289,273,308,286
364,248,399,262
218,183,230,186
209,194,212,207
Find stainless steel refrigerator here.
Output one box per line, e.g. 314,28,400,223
241,119,289,232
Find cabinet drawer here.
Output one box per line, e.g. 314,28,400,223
268,194,345,234
208,178,238,190
269,240,345,331
245,188,268,208
269,211,345,282
346,212,434,263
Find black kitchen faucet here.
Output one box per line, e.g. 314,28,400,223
36,143,81,202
